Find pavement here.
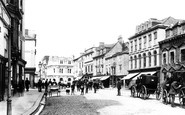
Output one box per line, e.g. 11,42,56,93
0,88,44,115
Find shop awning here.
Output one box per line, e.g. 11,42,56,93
100,76,110,81
91,77,102,80
74,76,83,80
121,73,139,80
132,71,156,80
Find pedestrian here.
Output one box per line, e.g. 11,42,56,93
80,81,85,95
25,78,30,92
85,81,89,94
53,79,57,86
169,80,181,107
117,79,122,96
45,79,49,92
38,79,42,92
93,80,98,93
48,79,53,86
71,81,75,95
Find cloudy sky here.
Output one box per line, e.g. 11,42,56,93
25,0,185,65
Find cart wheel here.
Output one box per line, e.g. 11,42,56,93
179,90,185,107
162,89,168,104
156,87,162,100
141,85,147,100
131,86,137,97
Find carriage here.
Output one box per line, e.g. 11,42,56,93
162,72,185,107
130,74,162,100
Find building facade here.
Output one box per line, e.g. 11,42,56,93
7,0,26,95
105,37,129,87
73,54,84,80
46,56,74,85
83,47,96,79
159,20,185,84
126,17,179,86
93,42,113,77
0,0,11,101
24,29,36,88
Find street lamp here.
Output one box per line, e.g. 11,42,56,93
38,61,42,79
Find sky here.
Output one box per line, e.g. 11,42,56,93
25,0,185,66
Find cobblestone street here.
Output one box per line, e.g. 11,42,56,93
40,88,185,115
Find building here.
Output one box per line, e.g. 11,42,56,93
46,56,74,85
159,20,185,84
7,0,27,95
104,37,129,87
83,47,96,79
93,42,114,77
0,0,11,101
24,29,37,88
126,17,180,87
73,54,84,80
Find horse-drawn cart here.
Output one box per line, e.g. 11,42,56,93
130,74,162,100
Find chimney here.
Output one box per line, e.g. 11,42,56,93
99,42,104,47
118,36,123,44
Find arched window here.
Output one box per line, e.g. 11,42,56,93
143,53,146,67
134,55,137,68
154,50,157,66
148,52,151,67
68,78,71,81
130,56,133,69
138,54,141,68
60,78,63,81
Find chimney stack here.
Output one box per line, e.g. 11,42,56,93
118,35,123,44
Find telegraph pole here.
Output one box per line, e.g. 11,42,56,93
7,28,12,115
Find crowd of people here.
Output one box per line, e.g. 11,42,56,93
35,78,108,96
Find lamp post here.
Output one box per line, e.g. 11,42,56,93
38,61,42,79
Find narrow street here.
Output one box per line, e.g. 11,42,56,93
40,88,185,115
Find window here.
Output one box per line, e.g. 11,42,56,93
60,78,63,81
134,55,137,68
148,34,152,47
163,53,166,64
166,31,170,38
181,49,185,62
143,53,146,67
130,41,133,52
139,38,142,50
130,56,133,69
53,68,55,73
68,61,71,64
119,65,122,72
139,54,141,68
60,60,63,64
135,39,137,51
68,78,71,81
59,69,63,73
170,51,175,64
144,36,147,48
148,52,151,67
154,51,157,66
173,28,178,36
69,69,72,73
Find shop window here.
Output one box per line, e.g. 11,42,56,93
170,51,175,64
181,49,185,62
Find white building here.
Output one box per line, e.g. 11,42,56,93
126,17,180,86
46,56,74,85
83,47,96,78
24,29,37,88
73,54,84,80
